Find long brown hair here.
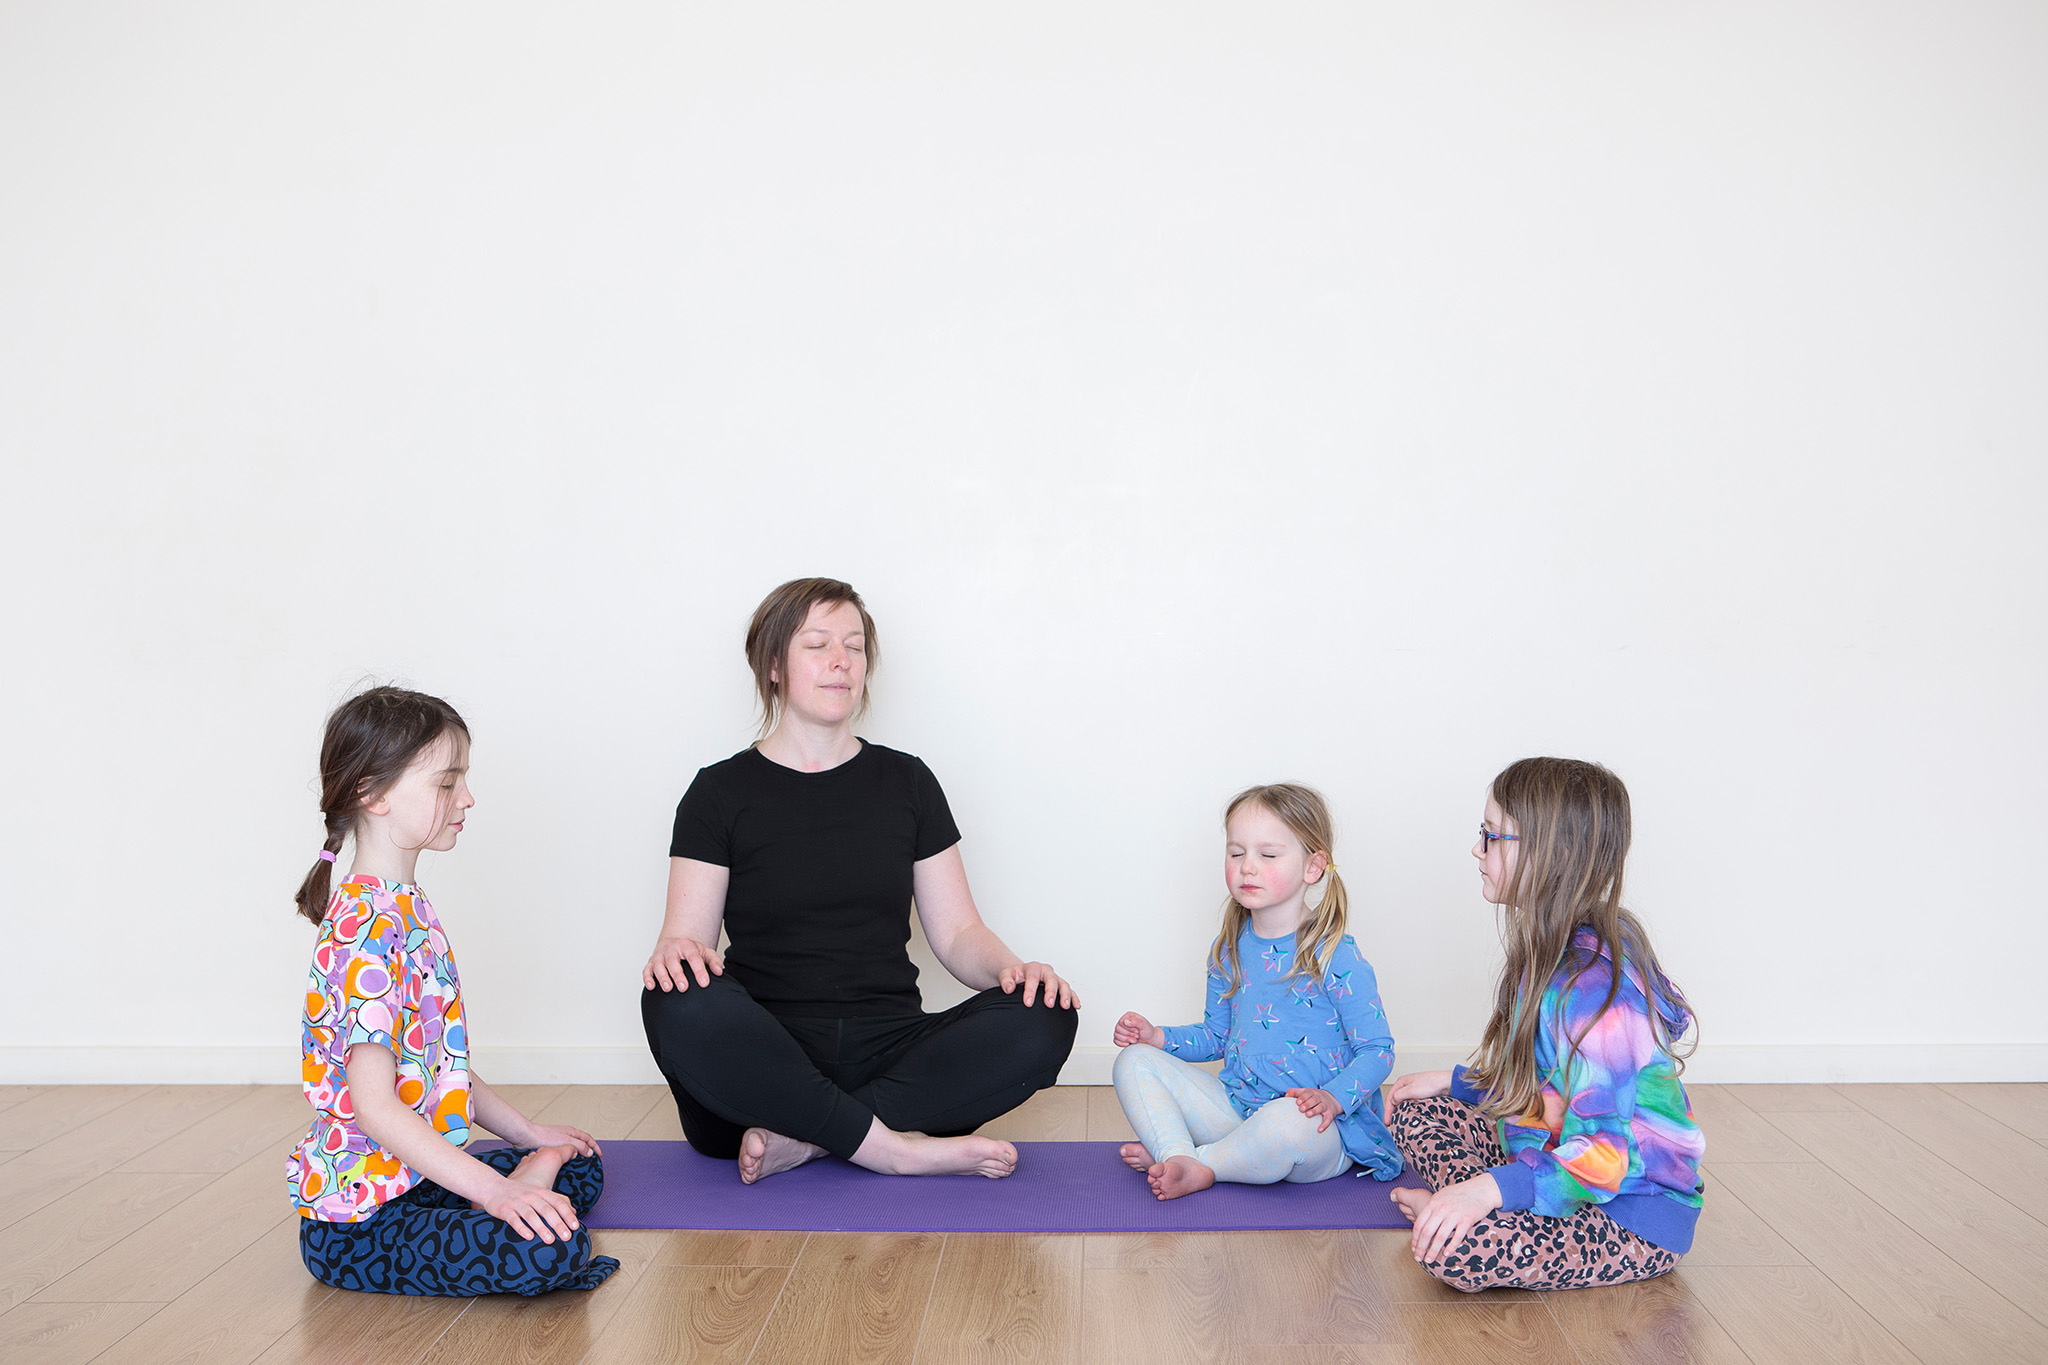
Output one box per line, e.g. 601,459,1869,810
1209,784,1351,998
293,686,470,927
743,578,878,740
1463,757,1693,1122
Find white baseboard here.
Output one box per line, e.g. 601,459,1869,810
7,1043,2045,1087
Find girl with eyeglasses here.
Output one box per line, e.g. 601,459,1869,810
1385,757,1705,1292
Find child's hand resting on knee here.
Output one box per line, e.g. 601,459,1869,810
1387,1070,1454,1104
481,1178,582,1245
1408,1172,1502,1263
1285,1087,1341,1132
1113,1012,1164,1048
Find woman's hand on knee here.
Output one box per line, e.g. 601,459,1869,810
1388,1070,1454,1105
644,936,724,992
1113,1012,1164,1048
1410,1172,1501,1263
1000,960,1078,1009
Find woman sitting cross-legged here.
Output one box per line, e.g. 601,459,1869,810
640,577,1079,1182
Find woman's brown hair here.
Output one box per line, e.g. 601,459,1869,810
1462,757,1694,1122
292,686,470,927
743,578,878,740
1209,784,1351,998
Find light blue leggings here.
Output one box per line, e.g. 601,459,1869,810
1112,1044,1353,1185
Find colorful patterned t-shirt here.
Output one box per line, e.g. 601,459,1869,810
287,875,472,1222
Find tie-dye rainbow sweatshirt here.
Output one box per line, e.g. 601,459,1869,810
1449,927,1705,1252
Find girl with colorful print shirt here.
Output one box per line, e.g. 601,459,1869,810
286,686,619,1296
1387,757,1706,1293
1111,784,1400,1200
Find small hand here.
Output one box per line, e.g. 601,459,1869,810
526,1123,601,1158
1114,1011,1165,1049
1387,1069,1455,1105
643,936,724,992
1000,961,1079,1008
1410,1173,1501,1263
1285,1087,1342,1133
481,1177,581,1244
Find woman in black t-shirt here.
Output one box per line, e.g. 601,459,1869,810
640,578,1080,1182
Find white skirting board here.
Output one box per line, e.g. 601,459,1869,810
3,1043,2045,1087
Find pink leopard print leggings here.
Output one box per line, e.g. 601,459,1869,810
1389,1095,1679,1293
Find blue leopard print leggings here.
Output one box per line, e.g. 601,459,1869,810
298,1148,621,1296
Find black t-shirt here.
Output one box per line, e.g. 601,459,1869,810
668,741,961,1016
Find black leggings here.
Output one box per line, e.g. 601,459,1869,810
640,977,1078,1160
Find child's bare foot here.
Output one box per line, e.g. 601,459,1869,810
472,1144,576,1209
738,1128,829,1184
1119,1142,1155,1172
1391,1186,1431,1224
1147,1155,1215,1200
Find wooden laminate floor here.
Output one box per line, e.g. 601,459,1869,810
3,1082,2047,1363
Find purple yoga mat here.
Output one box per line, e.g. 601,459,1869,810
539,1140,1427,1234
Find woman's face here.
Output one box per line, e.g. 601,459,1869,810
772,599,868,729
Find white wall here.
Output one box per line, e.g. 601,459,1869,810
4,1,2044,1087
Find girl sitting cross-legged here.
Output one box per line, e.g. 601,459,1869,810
1112,783,1402,1200
288,686,620,1296
1387,756,1706,1293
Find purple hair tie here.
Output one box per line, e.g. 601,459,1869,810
317,850,338,863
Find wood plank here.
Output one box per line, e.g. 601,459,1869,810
913,1234,1081,1362
1351,1230,1537,1303
625,1100,685,1140
1767,1108,2048,1330
1679,1266,1916,1365
0,1300,164,1365
1219,1230,1402,1346
247,1283,469,1365
415,1228,669,1365
1082,1232,1227,1270
975,1087,1088,1142
656,1228,810,1267
1684,1085,1812,1163
1838,1083,2048,1223
90,1217,334,1365
1712,1160,2048,1363
1941,1083,2048,1147
1388,1301,1578,1364
1721,1084,1864,1112
529,1086,666,1139
485,1085,567,1117
1682,1166,1805,1266
0,1085,140,1150
0,1085,245,1229
0,1086,47,1114
1084,1086,1138,1143
1542,1273,1751,1365
34,1147,296,1303
0,1173,210,1312
749,1232,943,1364
580,1265,787,1364
1079,1265,1230,1365
117,1085,312,1175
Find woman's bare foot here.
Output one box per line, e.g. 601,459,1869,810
1391,1186,1432,1224
739,1128,829,1184
1147,1155,1215,1200
851,1122,1018,1178
1118,1142,1154,1173
472,1144,576,1209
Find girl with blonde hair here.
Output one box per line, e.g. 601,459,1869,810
1111,783,1401,1200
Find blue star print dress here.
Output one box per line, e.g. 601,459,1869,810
1160,928,1402,1178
